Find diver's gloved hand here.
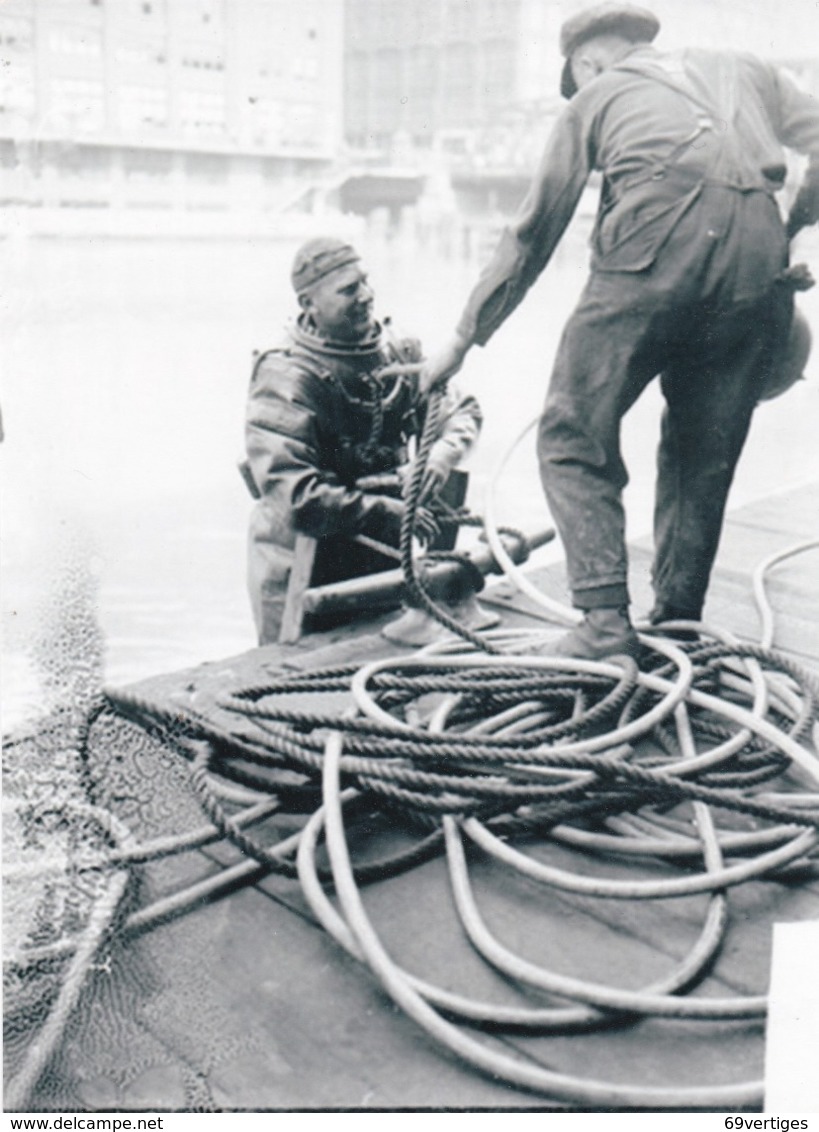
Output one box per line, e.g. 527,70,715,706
358,495,404,546
402,452,451,506
358,494,441,549
421,452,453,505
413,505,441,548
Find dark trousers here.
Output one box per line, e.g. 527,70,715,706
537,185,792,617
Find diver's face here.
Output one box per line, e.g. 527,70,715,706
301,262,375,342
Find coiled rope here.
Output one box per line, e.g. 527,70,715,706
7,388,819,1109
101,525,819,1106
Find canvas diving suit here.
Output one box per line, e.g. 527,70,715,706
245,316,482,644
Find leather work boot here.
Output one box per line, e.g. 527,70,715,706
648,602,702,644
550,607,641,661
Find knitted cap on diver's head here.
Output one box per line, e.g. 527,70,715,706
291,237,361,295
559,2,661,99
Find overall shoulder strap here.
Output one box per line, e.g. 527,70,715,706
615,52,759,187
616,52,733,123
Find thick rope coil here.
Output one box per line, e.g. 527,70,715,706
10,387,817,1109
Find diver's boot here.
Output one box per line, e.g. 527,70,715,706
551,606,641,661
446,592,501,633
381,594,500,647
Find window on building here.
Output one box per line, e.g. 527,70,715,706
345,53,369,95
122,0,164,17
345,0,371,48
399,2,431,43
0,13,34,50
248,96,283,146
0,61,36,122
483,38,514,100
122,147,173,180
408,44,436,93
280,101,321,149
177,0,224,39
115,42,165,67
180,88,227,135
118,84,168,132
441,43,477,123
181,38,225,71
444,0,472,40
344,51,369,136
184,57,224,70
381,0,403,42
48,23,103,58
0,139,19,169
483,0,520,30
183,151,227,184
292,54,319,81
370,49,402,131
404,45,435,129
56,146,112,185
49,78,106,132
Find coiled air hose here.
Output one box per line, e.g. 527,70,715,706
9,391,819,1110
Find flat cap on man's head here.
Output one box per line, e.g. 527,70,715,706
291,236,360,294
560,3,660,99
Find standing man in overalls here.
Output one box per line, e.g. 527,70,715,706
421,3,819,659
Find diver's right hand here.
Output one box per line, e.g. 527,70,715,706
359,495,404,546
360,495,440,549
413,506,441,548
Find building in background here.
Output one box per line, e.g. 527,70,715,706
342,0,567,231
343,0,818,180
1,0,815,234
344,0,561,168
0,0,343,226
341,0,817,233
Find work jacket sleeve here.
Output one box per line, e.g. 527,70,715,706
456,108,592,347
766,63,819,237
387,326,482,471
246,355,397,541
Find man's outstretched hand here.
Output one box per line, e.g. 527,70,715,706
419,334,471,396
